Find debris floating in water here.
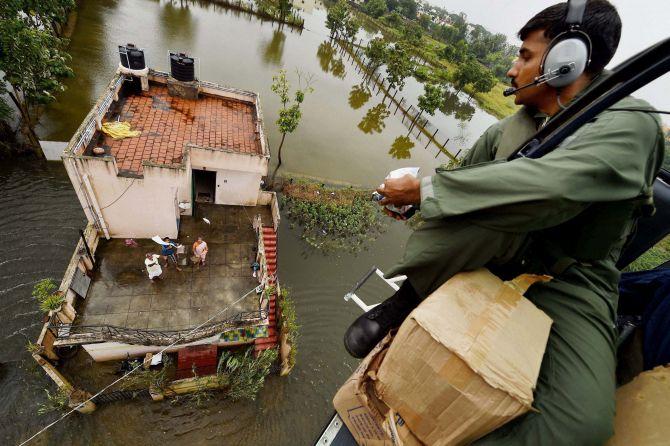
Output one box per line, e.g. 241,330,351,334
203,218,211,225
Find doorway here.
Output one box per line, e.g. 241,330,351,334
192,169,217,207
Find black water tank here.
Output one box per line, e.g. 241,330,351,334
119,43,146,70
170,52,195,82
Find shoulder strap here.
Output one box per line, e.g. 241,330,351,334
495,107,540,160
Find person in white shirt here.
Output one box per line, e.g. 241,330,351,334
144,253,163,280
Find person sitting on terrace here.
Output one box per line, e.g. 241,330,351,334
161,237,182,272
192,236,208,269
145,253,163,280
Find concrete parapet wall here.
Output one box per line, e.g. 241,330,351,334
258,191,281,231
33,223,100,413
82,335,253,362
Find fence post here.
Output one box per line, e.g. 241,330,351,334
426,128,438,149
442,137,450,151
395,97,403,114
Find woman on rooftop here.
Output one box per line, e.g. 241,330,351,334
192,236,208,270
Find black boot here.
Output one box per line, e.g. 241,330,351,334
344,280,421,358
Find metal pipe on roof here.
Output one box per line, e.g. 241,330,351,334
81,173,111,240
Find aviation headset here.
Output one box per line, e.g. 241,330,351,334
504,0,593,96
541,0,593,87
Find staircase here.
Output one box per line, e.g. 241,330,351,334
254,226,279,355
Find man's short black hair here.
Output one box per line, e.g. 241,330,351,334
518,0,621,75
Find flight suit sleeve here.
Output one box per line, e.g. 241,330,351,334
419,110,662,232
458,120,503,167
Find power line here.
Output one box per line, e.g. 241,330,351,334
19,285,260,446
100,178,136,210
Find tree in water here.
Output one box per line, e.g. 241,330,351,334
325,0,350,38
364,38,388,76
277,0,293,22
348,84,371,110
388,135,414,160
385,43,415,92
343,17,359,42
358,103,390,134
270,70,314,184
0,0,75,157
452,58,493,95
409,82,444,132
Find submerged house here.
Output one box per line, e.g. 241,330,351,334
62,54,271,238
32,47,286,410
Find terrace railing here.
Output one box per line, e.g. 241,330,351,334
49,308,268,347
71,75,126,154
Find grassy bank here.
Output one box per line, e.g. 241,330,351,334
626,236,670,272
352,10,518,119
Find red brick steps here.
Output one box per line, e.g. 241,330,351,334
255,225,279,355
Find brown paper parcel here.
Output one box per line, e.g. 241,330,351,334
333,333,422,446
606,366,670,446
374,269,553,445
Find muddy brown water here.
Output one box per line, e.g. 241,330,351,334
1,0,497,444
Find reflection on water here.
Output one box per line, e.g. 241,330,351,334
440,88,476,122
358,103,390,134
316,40,345,79
453,120,471,146
348,83,371,110
388,135,414,159
159,0,196,48
261,29,287,66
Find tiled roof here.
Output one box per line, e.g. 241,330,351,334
105,86,261,174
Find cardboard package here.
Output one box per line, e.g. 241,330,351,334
606,366,670,446
334,333,422,446
374,269,553,445
334,269,552,445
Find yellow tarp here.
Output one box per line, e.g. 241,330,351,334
101,121,141,140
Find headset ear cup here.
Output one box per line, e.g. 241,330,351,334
543,37,589,88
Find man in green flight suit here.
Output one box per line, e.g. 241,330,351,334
343,1,666,444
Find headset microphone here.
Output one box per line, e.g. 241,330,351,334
503,63,576,97
503,81,538,97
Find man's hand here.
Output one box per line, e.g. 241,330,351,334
376,174,421,207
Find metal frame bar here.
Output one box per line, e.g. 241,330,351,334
343,267,406,313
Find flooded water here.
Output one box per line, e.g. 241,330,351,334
2,0,499,444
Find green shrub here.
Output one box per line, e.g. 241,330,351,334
279,288,299,370
120,357,173,392
281,180,386,253
413,65,431,82
217,347,278,401
37,387,70,415
32,278,57,301
26,341,43,355
39,293,65,313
